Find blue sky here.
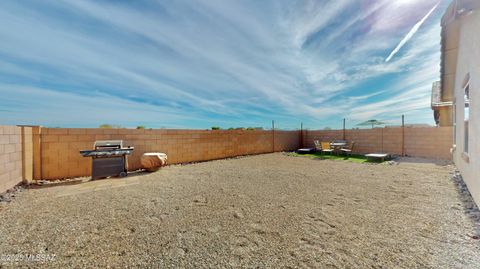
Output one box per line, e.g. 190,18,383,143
0,0,449,129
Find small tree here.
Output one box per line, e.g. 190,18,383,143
99,124,123,129
136,125,146,129
211,126,220,130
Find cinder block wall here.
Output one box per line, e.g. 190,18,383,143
39,128,300,179
404,127,453,160
0,126,23,192
0,125,455,183
305,127,453,159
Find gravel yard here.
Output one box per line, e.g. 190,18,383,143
1,153,479,268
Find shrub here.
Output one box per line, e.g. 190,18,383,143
99,124,123,129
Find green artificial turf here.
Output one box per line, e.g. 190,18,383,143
288,152,384,163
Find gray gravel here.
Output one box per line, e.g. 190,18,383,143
1,153,479,268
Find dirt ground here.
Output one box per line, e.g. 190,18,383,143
1,153,479,268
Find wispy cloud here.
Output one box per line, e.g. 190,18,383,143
0,0,448,129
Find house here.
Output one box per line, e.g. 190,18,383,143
433,0,480,205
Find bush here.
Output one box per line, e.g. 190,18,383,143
211,126,221,130
136,126,146,129
99,124,123,129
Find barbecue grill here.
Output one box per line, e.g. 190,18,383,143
80,140,134,180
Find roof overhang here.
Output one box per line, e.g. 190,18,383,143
442,0,480,26
432,101,453,108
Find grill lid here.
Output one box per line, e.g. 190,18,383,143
80,140,134,157
94,140,123,149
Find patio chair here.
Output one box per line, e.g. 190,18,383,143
313,140,321,151
341,141,355,157
321,142,334,155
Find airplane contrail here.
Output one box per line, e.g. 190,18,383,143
385,2,439,62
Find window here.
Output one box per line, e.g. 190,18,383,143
464,83,470,153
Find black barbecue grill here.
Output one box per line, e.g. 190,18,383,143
80,140,134,180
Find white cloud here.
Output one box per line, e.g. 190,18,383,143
0,0,445,129
0,84,190,127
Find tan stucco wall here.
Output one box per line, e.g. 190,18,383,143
438,106,453,127
434,18,460,127
442,20,460,103
452,10,480,206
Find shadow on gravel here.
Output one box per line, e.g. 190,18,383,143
395,157,452,167
452,171,480,239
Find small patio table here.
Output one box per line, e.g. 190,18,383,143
330,142,347,155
